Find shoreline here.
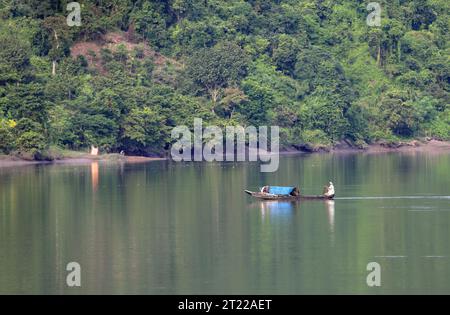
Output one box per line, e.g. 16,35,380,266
310,139,450,155
337,139,450,154
0,154,166,168
1,140,449,168
278,139,450,155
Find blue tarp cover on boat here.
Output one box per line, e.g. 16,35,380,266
268,186,296,195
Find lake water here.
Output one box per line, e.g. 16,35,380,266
0,152,449,294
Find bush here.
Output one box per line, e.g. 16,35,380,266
370,130,403,147
133,45,145,59
76,55,89,68
370,130,399,142
0,119,15,153
100,48,113,64
299,129,332,152
430,115,450,140
114,44,128,62
15,130,48,160
302,129,331,145
354,139,368,149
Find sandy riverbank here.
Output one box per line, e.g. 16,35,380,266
333,139,450,154
273,139,450,156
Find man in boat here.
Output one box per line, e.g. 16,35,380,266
323,181,335,198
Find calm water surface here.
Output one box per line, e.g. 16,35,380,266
0,152,449,294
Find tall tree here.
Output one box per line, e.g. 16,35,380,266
185,41,248,107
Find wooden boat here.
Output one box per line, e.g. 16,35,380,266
244,190,334,201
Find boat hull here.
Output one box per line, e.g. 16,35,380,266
244,190,334,201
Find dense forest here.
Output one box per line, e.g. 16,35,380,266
0,0,448,159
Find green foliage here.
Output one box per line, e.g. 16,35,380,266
0,83,49,125
300,129,332,151
239,58,303,125
272,34,301,76
114,44,128,62
302,129,331,146
301,93,350,141
185,41,248,102
429,110,450,140
0,32,31,83
0,0,449,159
0,118,15,153
121,107,169,154
12,116,48,158
130,1,171,49
15,130,47,158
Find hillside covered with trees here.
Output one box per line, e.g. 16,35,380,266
0,0,448,159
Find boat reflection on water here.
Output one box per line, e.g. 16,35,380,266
257,201,298,219
254,199,336,228
326,200,335,240
326,200,335,231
